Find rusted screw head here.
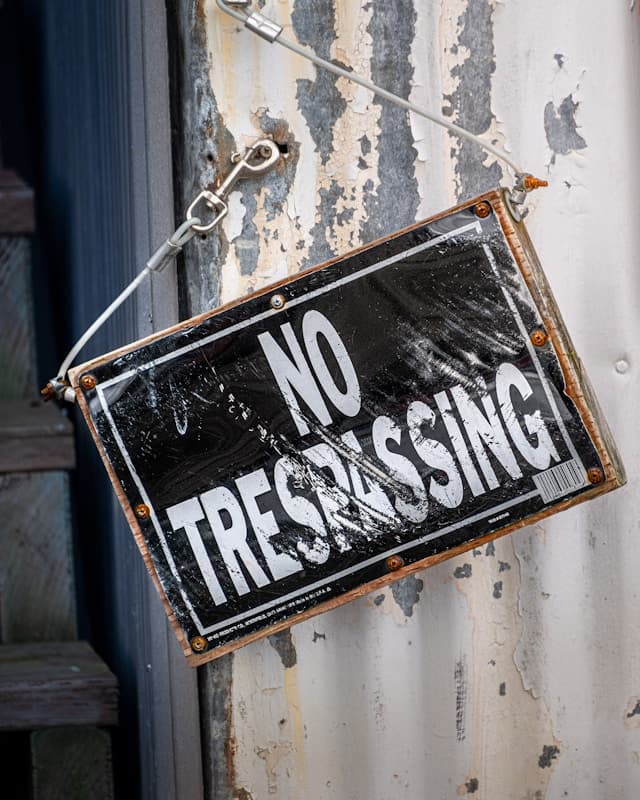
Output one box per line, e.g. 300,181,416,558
474,202,491,219
587,467,604,485
523,175,549,192
191,636,208,653
270,293,286,311
386,554,404,572
134,503,150,520
80,373,97,391
40,382,56,402
530,329,548,347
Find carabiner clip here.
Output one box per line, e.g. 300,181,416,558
187,138,281,234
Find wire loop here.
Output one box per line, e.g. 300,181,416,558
42,138,282,402
171,217,203,247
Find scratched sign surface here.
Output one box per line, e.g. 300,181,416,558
72,193,622,663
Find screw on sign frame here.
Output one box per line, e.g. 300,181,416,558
69,190,624,666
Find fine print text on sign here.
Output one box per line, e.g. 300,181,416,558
72,190,624,665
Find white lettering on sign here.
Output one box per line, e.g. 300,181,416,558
304,443,356,553
371,416,430,523
235,470,303,580
258,311,361,436
257,321,332,436
200,486,271,597
273,455,331,565
164,308,566,607
165,498,228,605
434,391,486,497
302,310,361,421
340,430,398,524
451,384,524,490
406,401,464,510
496,363,560,470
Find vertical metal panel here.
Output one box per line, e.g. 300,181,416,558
128,2,205,797
172,1,640,797
32,0,203,797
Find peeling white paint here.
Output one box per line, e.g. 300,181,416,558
410,1,452,216
204,0,319,302
439,0,470,198
454,535,558,798
191,2,640,798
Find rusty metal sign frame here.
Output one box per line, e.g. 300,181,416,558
70,189,625,666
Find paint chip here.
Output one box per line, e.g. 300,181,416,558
454,563,472,579
391,575,424,617
268,628,297,669
465,777,479,794
538,744,560,768
544,95,587,162
627,700,640,718
625,698,640,727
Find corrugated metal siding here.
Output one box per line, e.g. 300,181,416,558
173,1,640,797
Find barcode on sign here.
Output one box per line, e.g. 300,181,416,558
533,459,587,504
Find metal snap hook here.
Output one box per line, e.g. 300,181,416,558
186,138,281,234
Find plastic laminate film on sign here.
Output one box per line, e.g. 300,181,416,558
73,192,622,662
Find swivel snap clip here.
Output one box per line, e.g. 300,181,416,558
187,138,281,234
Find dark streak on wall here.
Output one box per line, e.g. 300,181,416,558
361,0,419,242
455,657,467,741
444,0,503,201
292,0,346,168
199,654,235,800
305,180,349,267
169,0,235,316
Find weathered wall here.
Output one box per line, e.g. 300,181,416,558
172,1,640,797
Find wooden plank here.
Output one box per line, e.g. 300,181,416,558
31,727,115,800
0,401,75,473
0,237,37,400
69,189,625,666
0,171,35,235
0,641,118,731
0,472,77,642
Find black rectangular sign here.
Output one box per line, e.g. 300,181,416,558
72,191,624,664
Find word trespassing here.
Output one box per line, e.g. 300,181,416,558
165,310,559,605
